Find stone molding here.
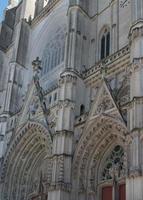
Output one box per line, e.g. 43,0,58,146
59,73,77,85
53,130,73,137
0,121,52,182
51,153,72,158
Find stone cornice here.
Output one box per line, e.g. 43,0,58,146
31,0,61,26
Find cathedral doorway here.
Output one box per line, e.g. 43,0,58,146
72,115,128,200
0,122,52,200
102,184,126,200
100,145,126,200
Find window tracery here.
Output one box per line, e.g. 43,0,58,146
41,27,66,76
101,145,125,181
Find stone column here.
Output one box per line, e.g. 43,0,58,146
127,1,143,199
48,71,77,200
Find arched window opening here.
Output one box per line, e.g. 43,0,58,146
101,145,126,200
100,29,110,60
80,104,85,115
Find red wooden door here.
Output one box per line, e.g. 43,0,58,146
119,184,126,200
102,186,112,200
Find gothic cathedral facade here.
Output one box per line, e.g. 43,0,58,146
0,0,143,199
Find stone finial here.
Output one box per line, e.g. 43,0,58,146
32,57,42,74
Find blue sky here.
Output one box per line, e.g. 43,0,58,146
0,0,8,21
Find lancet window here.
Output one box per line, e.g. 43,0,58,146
100,28,110,60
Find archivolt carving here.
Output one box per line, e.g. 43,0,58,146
72,114,128,194
0,121,52,200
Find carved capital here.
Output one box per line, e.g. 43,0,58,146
59,73,77,86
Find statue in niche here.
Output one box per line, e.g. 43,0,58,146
31,177,39,193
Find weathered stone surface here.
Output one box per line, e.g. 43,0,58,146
0,0,143,200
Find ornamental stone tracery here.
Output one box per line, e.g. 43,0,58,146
101,145,125,181
41,26,66,75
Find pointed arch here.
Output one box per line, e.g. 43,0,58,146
99,25,111,60
72,114,129,199
0,121,52,200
